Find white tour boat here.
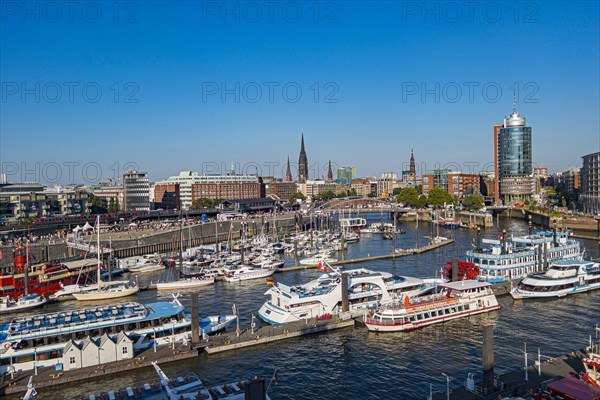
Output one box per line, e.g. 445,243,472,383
364,280,500,332
0,294,47,314
468,230,582,283
510,260,600,299
0,295,236,374
258,264,439,324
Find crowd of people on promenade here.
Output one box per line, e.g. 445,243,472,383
1,209,302,245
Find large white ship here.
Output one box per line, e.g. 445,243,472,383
510,260,600,299
467,230,582,283
258,264,439,324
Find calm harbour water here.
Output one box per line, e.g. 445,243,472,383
5,216,600,399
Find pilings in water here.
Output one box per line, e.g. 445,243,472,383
482,324,495,391
341,272,349,313
191,293,200,344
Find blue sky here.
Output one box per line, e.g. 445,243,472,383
1,1,599,184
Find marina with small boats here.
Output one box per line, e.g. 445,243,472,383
0,214,598,399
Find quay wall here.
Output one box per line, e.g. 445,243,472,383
0,214,305,272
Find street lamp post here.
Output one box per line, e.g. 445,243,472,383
441,372,450,400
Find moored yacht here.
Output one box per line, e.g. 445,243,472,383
156,276,215,291
72,217,139,301
364,280,500,332
258,264,439,324
510,260,600,299
0,293,46,313
224,265,276,283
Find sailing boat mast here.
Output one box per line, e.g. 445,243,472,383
96,215,101,289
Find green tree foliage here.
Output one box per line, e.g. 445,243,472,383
426,188,456,208
415,184,423,194
349,188,357,197
288,193,306,202
396,187,420,207
108,198,119,213
89,194,108,214
319,190,337,200
190,198,222,209
461,193,485,211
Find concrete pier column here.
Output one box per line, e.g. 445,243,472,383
451,259,459,282
191,293,200,344
482,324,495,390
341,272,349,313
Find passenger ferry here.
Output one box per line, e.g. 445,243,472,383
510,260,600,299
0,296,236,374
258,264,439,324
467,230,582,283
363,281,500,332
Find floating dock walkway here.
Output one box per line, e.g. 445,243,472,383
0,316,356,396
196,315,356,354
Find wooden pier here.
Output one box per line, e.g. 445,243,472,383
281,238,455,272
197,316,356,354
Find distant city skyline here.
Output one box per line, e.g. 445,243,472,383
1,1,598,184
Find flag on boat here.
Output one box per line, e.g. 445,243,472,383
266,278,275,285
317,262,327,273
272,372,278,385
471,239,477,248
232,304,237,316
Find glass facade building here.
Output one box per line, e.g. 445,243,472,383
498,111,534,203
336,167,355,185
580,152,600,214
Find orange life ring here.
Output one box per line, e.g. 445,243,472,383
3,343,10,350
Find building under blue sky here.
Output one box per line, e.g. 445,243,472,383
0,1,598,184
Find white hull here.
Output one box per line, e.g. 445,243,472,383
511,282,600,299
364,282,500,332
365,305,500,332
157,277,215,290
224,268,275,283
0,298,47,313
73,286,139,301
129,264,164,274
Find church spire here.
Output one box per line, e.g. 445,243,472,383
409,147,416,178
298,131,308,182
285,156,292,182
327,160,333,181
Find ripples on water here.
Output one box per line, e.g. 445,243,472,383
4,217,600,399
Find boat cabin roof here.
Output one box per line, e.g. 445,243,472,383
0,301,184,341
440,280,492,291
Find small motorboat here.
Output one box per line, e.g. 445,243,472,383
0,293,47,313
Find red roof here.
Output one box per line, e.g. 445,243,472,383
547,376,600,400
